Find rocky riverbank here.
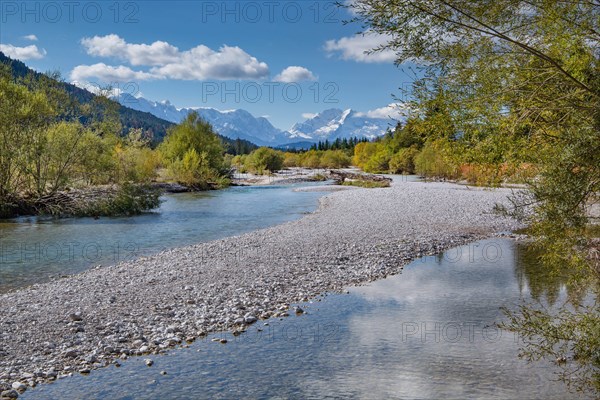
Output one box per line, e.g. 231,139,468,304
0,179,523,398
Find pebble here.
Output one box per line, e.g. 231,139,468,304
69,312,83,322
144,359,154,367
1,389,18,398
10,382,25,392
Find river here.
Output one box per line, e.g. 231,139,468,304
0,183,325,292
21,239,586,399
1,180,587,399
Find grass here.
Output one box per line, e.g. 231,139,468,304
342,179,390,188
310,174,328,181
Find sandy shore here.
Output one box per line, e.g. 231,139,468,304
0,179,523,397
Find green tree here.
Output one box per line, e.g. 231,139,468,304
320,150,352,168
0,66,54,202
301,150,322,169
246,147,284,174
389,146,420,174
159,111,228,188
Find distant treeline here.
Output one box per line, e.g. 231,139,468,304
308,137,370,151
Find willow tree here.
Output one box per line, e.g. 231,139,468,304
348,0,600,393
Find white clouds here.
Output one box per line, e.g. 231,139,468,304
77,34,270,81
151,45,269,80
302,112,317,119
23,34,38,41
273,66,317,83
81,34,179,66
324,31,396,63
0,44,46,60
70,63,159,83
355,103,408,120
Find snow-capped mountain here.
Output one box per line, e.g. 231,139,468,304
117,93,290,146
116,94,399,146
289,109,394,141
118,95,184,123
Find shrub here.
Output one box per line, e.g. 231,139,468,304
389,146,420,174
414,140,458,179
158,112,228,187
352,142,378,169
231,155,248,173
301,151,322,169
283,152,300,168
320,150,352,168
77,183,162,217
246,147,284,174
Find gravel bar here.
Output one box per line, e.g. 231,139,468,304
0,180,523,397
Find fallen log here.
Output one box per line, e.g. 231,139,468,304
327,170,392,185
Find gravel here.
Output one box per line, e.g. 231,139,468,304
0,180,523,395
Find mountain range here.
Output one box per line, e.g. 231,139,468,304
0,52,258,153
1,51,400,149
116,93,400,147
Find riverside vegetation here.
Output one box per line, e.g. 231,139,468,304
0,57,386,220
350,0,600,394
231,144,356,175
0,64,236,219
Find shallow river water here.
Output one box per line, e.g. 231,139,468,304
0,183,325,292
21,239,587,400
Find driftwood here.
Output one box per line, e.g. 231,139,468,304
151,182,191,193
29,186,121,216
327,170,392,185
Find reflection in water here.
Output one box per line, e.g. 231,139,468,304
23,239,588,400
514,244,563,305
513,243,590,307
0,184,325,292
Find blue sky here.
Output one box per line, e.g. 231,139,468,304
0,1,414,129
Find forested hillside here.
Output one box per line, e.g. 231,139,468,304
0,52,257,154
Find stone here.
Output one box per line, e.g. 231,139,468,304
69,312,83,321
1,389,19,399
145,359,154,367
44,369,57,379
10,382,25,392
85,355,98,363
64,349,79,358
